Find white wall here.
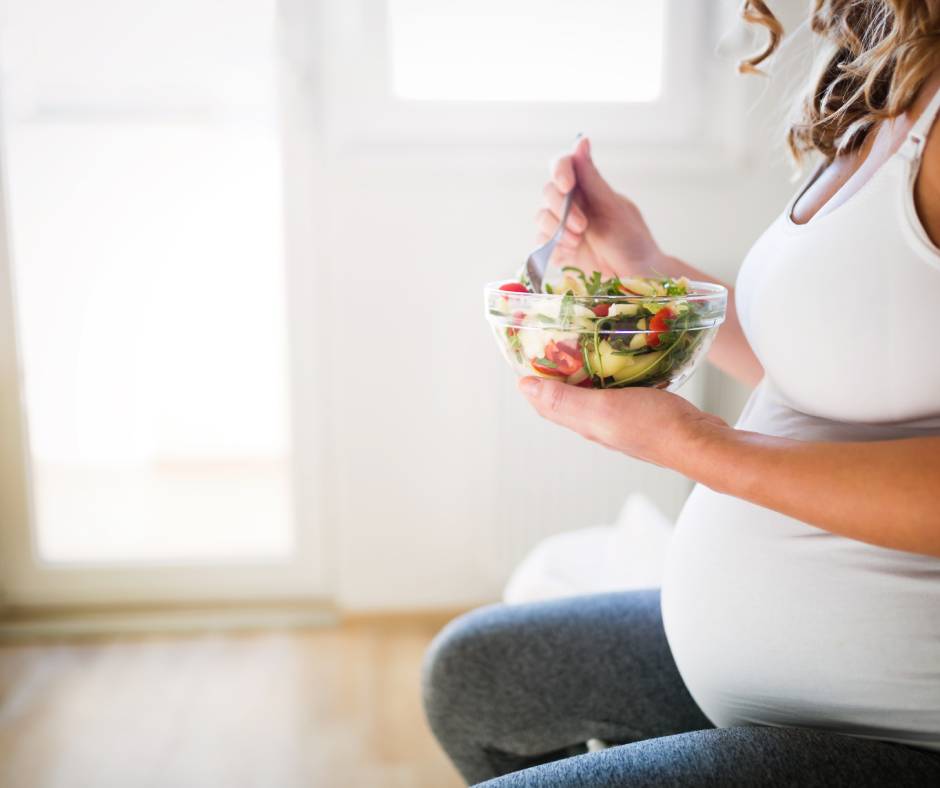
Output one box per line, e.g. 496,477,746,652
287,2,811,611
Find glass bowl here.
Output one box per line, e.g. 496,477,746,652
484,279,726,391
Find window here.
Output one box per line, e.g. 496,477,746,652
0,0,293,563
388,0,666,103
320,0,727,153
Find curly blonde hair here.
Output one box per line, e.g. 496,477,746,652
741,0,940,163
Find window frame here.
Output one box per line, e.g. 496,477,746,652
319,0,743,160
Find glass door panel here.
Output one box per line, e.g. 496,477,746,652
0,0,293,565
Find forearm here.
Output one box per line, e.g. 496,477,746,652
675,424,940,557
656,255,763,387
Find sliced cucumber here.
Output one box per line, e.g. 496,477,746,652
586,340,635,378
566,368,589,385
611,350,664,383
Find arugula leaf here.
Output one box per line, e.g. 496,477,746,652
561,266,587,283
534,357,557,369
587,271,603,295
611,348,650,357
664,280,688,296
579,336,596,380
559,292,575,326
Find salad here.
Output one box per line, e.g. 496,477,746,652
486,267,726,390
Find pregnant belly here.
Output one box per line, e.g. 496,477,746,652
661,484,940,749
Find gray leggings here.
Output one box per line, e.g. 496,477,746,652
421,590,940,786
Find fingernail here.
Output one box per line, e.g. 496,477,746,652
519,377,541,396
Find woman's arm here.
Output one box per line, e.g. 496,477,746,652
519,379,940,558
654,255,764,388
678,422,940,558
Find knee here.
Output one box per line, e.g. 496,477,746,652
421,604,507,735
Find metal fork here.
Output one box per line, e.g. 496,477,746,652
524,188,574,293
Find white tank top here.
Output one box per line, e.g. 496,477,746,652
662,87,940,751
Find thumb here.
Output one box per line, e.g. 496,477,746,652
518,376,609,439
571,136,614,203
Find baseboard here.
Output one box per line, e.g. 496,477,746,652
0,599,339,640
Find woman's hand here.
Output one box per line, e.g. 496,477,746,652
519,377,940,559
518,376,729,468
537,136,669,277
537,137,764,387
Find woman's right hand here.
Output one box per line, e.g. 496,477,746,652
539,137,765,388
537,136,668,279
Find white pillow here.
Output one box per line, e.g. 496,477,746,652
503,493,674,604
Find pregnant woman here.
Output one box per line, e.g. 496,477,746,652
423,2,940,786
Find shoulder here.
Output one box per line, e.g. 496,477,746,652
914,77,940,247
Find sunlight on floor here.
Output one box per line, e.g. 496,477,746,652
0,620,460,788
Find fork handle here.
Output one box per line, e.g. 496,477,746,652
551,190,574,245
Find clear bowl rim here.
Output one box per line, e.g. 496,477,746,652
486,320,725,335
484,278,728,303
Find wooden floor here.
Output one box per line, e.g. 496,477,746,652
0,619,463,788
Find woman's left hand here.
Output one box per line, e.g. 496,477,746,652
519,375,940,559
517,376,729,469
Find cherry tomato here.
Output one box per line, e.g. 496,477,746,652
499,281,530,293
506,310,527,337
592,303,610,317
544,340,584,376
647,307,675,348
531,358,567,377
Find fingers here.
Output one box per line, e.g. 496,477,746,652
535,209,581,248
517,377,619,447
542,182,588,233
550,154,576,194
571,136,614,202
551,136,615,212
594,258,618,279
532,232,578,267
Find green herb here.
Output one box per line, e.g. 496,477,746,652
501,269,713,390
586,271,603,295
559,292,575,326
561,266,585,282
580,340,596,381
611,348,649,357
561,266,606,296
664,280,687,296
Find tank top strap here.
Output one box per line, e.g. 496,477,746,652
898,83,940,162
